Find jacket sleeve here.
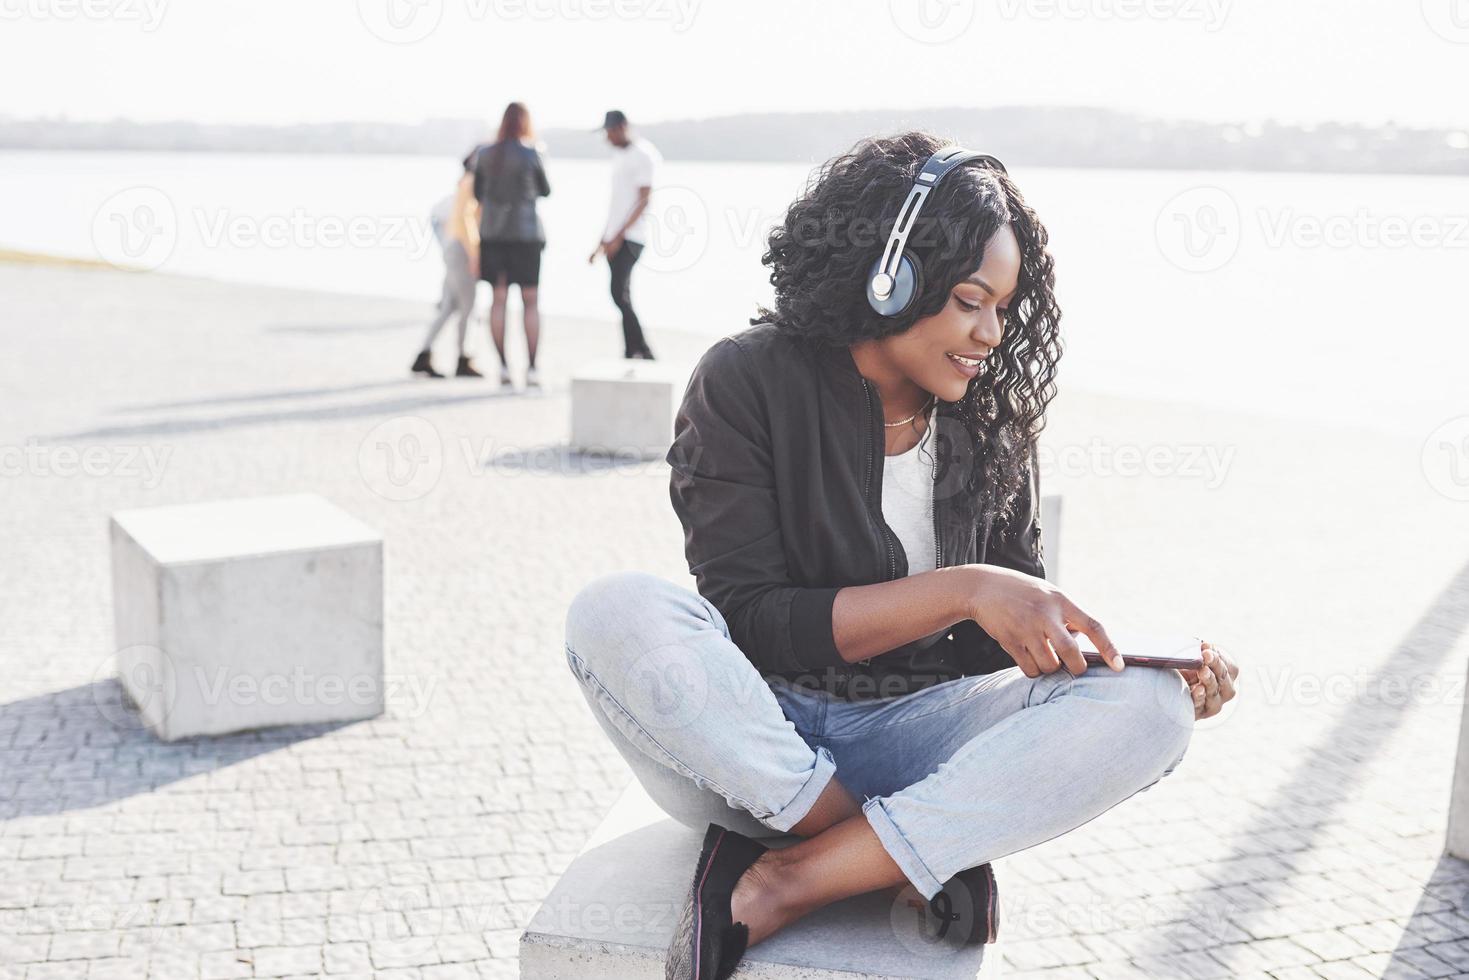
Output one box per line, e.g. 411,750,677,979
532,150,550,198
667,338,846,674
982,446,1047,581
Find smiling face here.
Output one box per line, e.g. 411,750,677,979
881,223,1022,404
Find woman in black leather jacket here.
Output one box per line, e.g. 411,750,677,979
564,132,1238,979
465,102,550,390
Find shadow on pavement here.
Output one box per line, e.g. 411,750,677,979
115,378,422,413
1387,853,1469,976
1146,559,1469,969
0,679,354,819
44,389,514,441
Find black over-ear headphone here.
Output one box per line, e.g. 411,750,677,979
866,146,1007,318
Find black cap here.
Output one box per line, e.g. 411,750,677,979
599,109,628,130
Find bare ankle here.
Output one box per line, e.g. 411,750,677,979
729,849,801,947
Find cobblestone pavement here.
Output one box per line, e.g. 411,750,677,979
2,262,1468,979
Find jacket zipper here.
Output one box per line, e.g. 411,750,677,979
932,450,942,570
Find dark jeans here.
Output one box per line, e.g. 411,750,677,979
609,239,653,358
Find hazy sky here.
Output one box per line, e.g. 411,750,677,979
3,0,1467,130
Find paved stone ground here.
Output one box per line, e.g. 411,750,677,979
2,261,1468,979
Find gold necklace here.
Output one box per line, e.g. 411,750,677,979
883,395,935,428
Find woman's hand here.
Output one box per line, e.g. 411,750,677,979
1181,641,1238,720
963,565,1122,678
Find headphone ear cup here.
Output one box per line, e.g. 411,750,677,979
866,252,922,318
895,253,923,316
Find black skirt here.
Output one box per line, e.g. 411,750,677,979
479,240,543,287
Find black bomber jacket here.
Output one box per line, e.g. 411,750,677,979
667,321,1047,701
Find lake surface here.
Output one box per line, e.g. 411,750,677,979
3,150,1466,438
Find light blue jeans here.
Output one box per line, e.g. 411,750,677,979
564,571,1194,900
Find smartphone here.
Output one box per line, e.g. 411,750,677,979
1075,631,1204,670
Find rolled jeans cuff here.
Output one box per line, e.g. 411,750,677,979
861,795,944,900
762,744,838,833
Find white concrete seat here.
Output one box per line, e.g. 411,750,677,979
521,780,1000,979
569,359,690,459
1041,493,1062,585
108,492,384,741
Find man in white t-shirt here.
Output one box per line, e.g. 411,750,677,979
588,109,661,359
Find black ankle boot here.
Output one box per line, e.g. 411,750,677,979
411,350,443,378
929,863,999,945
665,824,767,979
456,355,483,378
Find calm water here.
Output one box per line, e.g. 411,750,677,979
3,150,1466,438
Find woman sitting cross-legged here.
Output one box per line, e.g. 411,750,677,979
563,131,1239,980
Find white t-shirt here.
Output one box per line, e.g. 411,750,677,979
880,407,938,576
603,137,661,244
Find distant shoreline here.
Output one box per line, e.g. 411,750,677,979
5,146,1469,182
6,105,1467,177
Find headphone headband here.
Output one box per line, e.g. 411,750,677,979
868,146,1007,316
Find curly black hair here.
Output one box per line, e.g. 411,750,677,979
755,131,1063,531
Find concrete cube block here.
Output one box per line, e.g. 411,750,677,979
1450,682,1469,859
109,493,384,741
1041,493,1062,585
570,359,689,459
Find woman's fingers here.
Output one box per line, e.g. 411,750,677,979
1027,636,1062,675
1204,644,1238,704
1007,641,1041,678
1046,623,1088,675
1062,599,1123,670
1202,665,1222,717
1195,647,1224,718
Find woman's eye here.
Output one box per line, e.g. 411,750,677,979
954,296,982,313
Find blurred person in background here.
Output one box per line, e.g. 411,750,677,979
588,109,659,360
411,171,480,378
467,101,551,391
